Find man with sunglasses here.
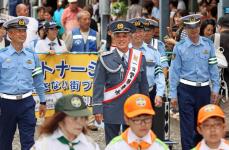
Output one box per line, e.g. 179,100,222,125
169,14,220,150
105,94,168,150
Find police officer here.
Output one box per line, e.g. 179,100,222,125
128,18,165,106
93,20,149,144
128,18,165,138
169,14,220,150
143,19,169,77
0,16,46,150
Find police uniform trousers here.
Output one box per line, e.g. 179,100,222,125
0,96,36,150
105,123,129,145
177,83,211,150
149,85,165,140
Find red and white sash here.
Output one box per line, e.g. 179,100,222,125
103,49,143,103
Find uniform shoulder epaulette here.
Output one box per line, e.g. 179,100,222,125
202,36,213,44
24,47,34,53
147,44,156,51
157,39,165,46
100,50,113,57
176,39,185,46
0,47,8,53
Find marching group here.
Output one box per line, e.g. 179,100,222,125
0,0,229,150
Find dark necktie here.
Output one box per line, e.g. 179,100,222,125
122,53,128,66
48,42,56,50
57,136,80,150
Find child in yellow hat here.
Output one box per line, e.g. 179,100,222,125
192,104,229,150
105,94,168,150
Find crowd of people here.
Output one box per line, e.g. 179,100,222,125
0,0,229,150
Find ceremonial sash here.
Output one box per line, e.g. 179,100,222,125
103,49,142,103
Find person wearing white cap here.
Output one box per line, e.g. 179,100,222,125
169,14,220,150
0,16,46,150
61,0,82,32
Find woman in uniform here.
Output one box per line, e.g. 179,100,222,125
35,21,68,54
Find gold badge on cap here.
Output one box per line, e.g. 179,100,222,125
134,21,141,27
26,60,32,64
204,105,215,112
18,19,25,26
71,97,82,108
144,22,150,26
117,23,124,30
189,16,196,22
136,97,146,107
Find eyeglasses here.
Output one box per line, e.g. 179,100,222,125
130,117,152,125
201,122,224,130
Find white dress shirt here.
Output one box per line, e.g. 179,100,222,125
35,37,68,53
116,49,129,62
32,129,100,150
0,39,5,49
23,17,39,47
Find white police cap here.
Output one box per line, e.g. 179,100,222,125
3,16,29,30
181,14,202,28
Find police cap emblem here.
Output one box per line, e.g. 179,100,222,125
117,23,124,30
189,16,196,22
136,97,146,107
144,21,150,27
71,97,82,108
18,19,25,26
134,21,141,27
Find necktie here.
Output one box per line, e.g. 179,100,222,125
122,53,128,66
57,136,80,150
129,140,151,150
121,128,157,150
48,42,56,50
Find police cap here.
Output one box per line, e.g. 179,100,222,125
44,21,61,29
109,20,136,33
128,18,145,30
144,19,159,30
181,14,202,29
0,18,7,26
3,16,29,30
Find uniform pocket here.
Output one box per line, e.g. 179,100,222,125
23,59,35,70
2,60,15,69
199,53,210,60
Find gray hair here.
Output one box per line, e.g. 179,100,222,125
77,10,91,20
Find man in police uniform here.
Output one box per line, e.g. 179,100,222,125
143,19,169,77
0,17,46,150
128,18,165,139
93,20,149,144
169,14,220,150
